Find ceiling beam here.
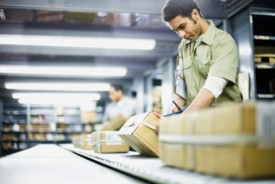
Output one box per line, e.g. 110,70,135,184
226,0,254,18
0,0,166,15
0,0,227,18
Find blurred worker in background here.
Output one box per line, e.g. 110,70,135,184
102,84,137,129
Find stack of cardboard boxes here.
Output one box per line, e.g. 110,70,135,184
72,131,129,153
71,102,275,179
72,112,160,157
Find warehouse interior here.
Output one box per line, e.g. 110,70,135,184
0,0,275,183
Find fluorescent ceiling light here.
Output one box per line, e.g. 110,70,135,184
12,92,101,101
0,34,156,50
0,65,127,77
5,82,110,92
16,93,100,105
18,98,97,105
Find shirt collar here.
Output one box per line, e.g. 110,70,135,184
117,97,127,107
185,20,216,45
201,20,216,45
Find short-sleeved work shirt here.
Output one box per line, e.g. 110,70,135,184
176,20,243,106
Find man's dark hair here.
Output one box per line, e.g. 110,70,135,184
111,84,124,93
162,0,202,22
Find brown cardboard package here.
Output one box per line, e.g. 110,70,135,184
92,131,129,153
159,114,195,170
81,111,97,124
118,112,160,157
254,46,275,64
159,102,275,179
101,114,127,131
72,134,93,150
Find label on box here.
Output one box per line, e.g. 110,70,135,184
257,102,275,148
119,112,149,134
105,132,124,145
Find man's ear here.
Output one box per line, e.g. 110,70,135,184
191,9,200,20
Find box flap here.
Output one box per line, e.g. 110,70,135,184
119,112,149,135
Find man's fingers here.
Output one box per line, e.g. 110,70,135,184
154,124,159,134
172,105,179,113
152,112,161,134
152,112,162,119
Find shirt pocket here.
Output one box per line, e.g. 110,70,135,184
183,57,193,81
195,46,211,77
183,57,192,70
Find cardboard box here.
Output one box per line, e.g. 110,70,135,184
81,111,97,124
159,114,195,170
28,123,51,132
255,55,275,64
72,134,93,150
101,114,127,131
159,102,275,179
118,112,160,157
92,131,129,153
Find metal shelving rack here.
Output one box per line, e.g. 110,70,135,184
252,10,275,100
1,103,28,156
0,103,85,157
232,5,275,100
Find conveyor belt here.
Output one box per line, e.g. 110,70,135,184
60,144,275,184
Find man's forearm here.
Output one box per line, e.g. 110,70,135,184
183,88,215,114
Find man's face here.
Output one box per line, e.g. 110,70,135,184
167,10,201,41
108,87,122,102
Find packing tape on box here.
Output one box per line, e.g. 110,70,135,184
92,132,125,146
159,134,262,145
92,140,125,146
159,134,275,151
142,121,156,130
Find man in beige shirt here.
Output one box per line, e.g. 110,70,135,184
154,0,243,131
162,0,243,115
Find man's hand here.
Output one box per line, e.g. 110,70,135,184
172,93,186,112
152,112,162,134
153,89,214,134
183,88,215,114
